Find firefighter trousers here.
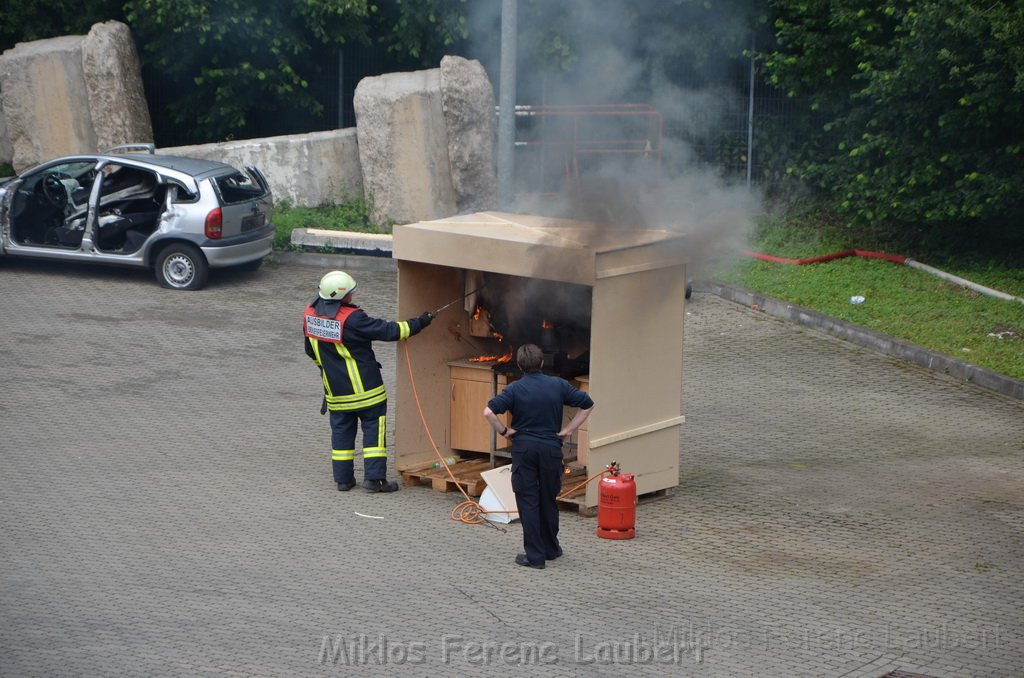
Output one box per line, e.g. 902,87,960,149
328,402,389,483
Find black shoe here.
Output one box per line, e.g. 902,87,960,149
362,479,399,493
547,549,564,560
337,481,356,491
515,553,545,569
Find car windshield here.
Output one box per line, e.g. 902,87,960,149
54,161,97,180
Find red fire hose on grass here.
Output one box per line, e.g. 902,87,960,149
742,248,1024,305
742,248,905,266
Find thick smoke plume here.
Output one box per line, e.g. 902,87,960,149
468,1,762,283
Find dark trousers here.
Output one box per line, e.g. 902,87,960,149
329,402,388,483
511,440,563,566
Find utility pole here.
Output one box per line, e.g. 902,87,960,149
746,36,755,190
497,0,518,209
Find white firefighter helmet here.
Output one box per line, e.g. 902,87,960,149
318,270,357,300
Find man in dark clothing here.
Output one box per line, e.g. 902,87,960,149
483,344,595,569
304,270,433,493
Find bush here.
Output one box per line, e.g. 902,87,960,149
272,199,389,250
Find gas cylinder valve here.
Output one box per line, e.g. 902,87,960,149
605,460,622,476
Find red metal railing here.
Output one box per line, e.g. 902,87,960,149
504,103,663,196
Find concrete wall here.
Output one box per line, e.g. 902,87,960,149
163,129,363,208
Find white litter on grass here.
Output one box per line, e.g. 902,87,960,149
354,512,384,519
850,295,866,304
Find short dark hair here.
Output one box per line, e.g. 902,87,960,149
517,344,543,373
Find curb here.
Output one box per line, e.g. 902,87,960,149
700,281,1024,401
280,229,396,272
275,250,396,272
290,228,393,257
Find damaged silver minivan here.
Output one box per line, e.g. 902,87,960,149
0,144,274,290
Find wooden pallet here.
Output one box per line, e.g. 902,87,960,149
555,469,591,514
399,459,496,496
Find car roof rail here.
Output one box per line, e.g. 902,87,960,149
102,143,156,155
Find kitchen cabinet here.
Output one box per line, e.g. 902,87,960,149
449,361,512,461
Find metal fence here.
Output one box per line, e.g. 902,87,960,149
505,57,808,197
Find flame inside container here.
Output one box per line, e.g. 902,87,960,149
469,349,513,364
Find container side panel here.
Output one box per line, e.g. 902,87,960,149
394,261,467,468
586,264,685,505
585,427,681,507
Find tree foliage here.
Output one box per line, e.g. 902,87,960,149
0,0,126,50
762,0,1024,242
377,0,470,63
518,0,764,89
123,0,376,142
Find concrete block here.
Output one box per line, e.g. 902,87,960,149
354,68,457,225
440,55,497,213
81,21,153,153
162,128,363,208
0,21,151,172
0,104,12,170
0,35,96,171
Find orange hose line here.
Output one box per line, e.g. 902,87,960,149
401,342,473,504
558,470,609,501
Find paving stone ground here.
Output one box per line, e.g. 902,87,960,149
1,256,1021,678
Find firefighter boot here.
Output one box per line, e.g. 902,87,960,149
362,455,396,492
333,459,356,491
362,479,399,493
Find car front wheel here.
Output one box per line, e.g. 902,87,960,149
155,243,209,290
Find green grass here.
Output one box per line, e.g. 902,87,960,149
721,209,1024,380
272,199,389,250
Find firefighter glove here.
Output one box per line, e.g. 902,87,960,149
418,311,434,327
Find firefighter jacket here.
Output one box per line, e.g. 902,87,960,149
304,298,428,412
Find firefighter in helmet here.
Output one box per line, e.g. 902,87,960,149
304,270,433,492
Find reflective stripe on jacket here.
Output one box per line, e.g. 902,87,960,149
303,299,424,412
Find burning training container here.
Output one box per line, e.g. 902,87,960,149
392,211,688,509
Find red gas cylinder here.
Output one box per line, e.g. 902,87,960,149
596,464,636,539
